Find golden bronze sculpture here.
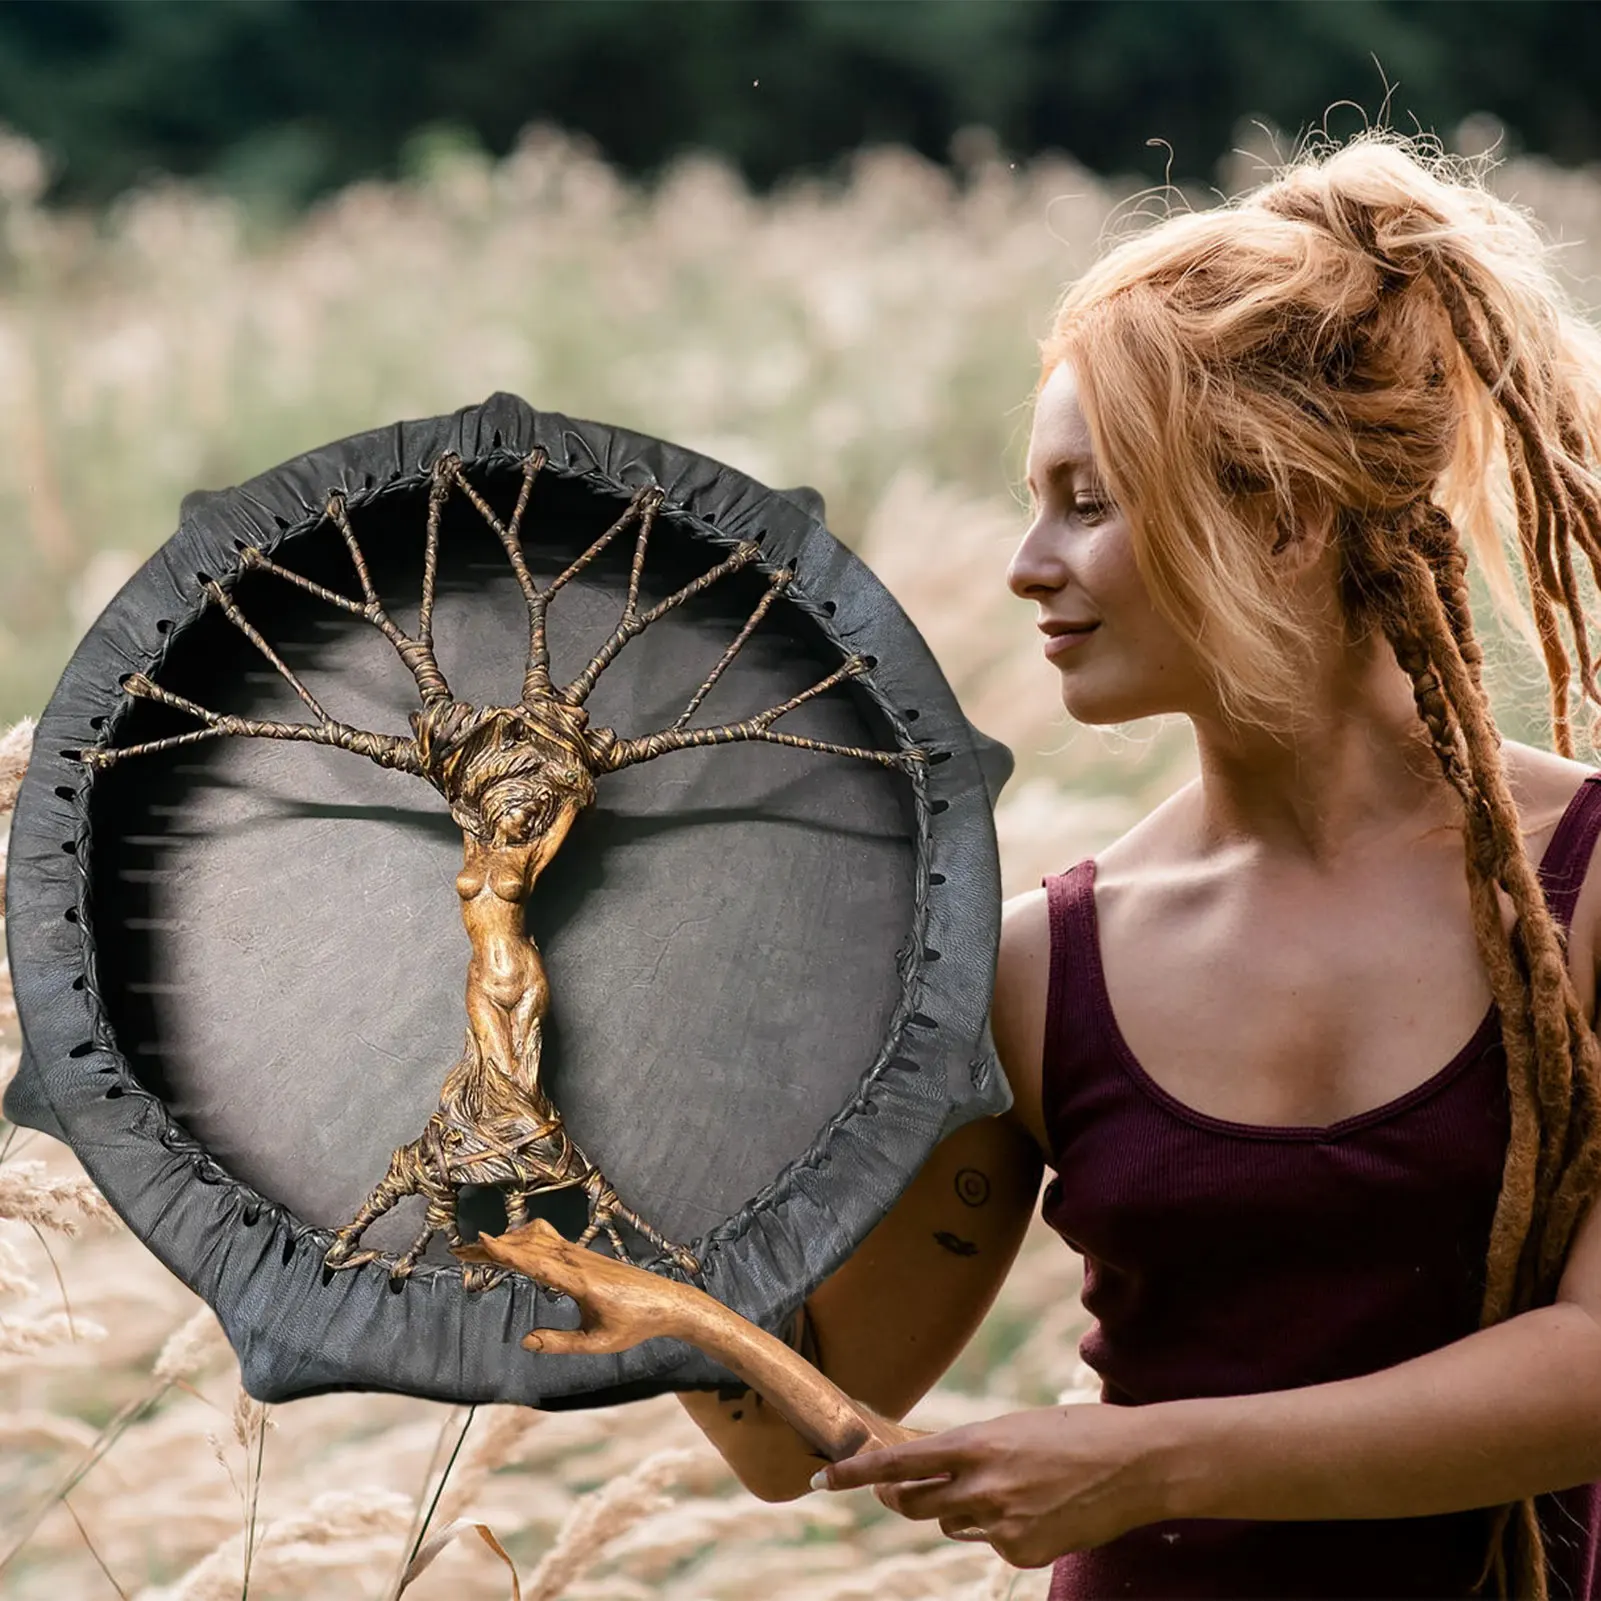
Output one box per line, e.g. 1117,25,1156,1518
84,450,916,1285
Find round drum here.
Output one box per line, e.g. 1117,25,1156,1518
5,394,1010,1408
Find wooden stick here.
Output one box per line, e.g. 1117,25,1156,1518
459,1220,917,1462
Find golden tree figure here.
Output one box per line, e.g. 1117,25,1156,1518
84,450,918,1286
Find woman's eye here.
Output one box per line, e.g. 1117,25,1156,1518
1074,498,1113,524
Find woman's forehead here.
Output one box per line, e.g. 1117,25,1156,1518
1028,362,1097,478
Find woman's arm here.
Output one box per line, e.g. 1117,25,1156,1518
818,1184,1601,1566
677,889,1052,1499
678,1107,1044,1498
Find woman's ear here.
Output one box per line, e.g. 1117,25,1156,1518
1270,500,1336,572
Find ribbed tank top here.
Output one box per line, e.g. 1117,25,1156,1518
1040,775,1601,1600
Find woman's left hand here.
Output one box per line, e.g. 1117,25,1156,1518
812,1403,1173,1568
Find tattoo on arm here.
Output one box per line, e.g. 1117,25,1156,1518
954,1168,991,1207
933,1230,980,1257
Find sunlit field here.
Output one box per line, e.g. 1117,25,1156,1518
3,124,1599,1598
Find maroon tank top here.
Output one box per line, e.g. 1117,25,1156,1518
1041,775,1601,1601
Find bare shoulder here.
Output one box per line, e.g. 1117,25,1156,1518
990,790,1199,1155
1501,741,1601,1019
1499,740,1599,837
993,888,1051,1156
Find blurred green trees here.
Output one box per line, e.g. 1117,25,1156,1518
0,0,1593,207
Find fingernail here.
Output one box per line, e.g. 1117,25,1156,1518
809,1469,831,1491
522,1334,544,1352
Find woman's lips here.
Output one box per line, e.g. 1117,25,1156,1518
1042,624,1099,660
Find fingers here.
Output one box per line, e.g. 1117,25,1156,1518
522,1326,611,1356
879,1477,968,1520
814,1437,960,1491
940,1518,992,1545
872,1477,954,1516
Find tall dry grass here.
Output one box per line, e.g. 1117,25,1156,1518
2,124,1599,1596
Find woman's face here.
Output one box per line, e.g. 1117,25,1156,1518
1009,362,1213,725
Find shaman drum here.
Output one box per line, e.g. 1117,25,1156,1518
5,395,1010,1409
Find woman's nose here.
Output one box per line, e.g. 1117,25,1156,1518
1007,518,1068,600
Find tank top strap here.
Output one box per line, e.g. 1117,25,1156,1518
1537,772,1601,932
1042,860,1115,1082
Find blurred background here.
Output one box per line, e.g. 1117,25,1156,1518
4,0,1598,205
1,5,1598,1597
0,0,1594,801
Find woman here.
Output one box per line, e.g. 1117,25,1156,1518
497,135,1601,1599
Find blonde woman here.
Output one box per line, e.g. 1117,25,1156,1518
499,136,1601,1599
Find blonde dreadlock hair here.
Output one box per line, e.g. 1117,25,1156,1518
1042,133,1601,1598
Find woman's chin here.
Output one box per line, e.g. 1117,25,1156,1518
1058,683,1170,727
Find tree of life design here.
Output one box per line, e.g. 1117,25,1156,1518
82,450,919,1287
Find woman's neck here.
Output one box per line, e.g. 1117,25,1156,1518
1185,633,1455,864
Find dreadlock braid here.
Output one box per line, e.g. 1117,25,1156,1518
1041,132,1601,1597
1408,267,1601,1281
1366,534,1545,1327
1388,540,1576,1278
1431,267,1601,732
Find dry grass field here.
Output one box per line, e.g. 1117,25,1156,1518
2,124,1598,1598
